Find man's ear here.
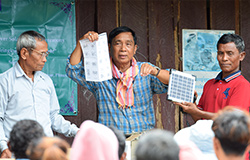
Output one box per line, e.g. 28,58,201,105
239,51,246,61
213,137,219,150
108,43,112,52
7,141,11,152
134,44,138,55
20,48,29,60
108,43,113,58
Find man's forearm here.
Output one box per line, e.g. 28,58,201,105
191,109,216,121
156,69,170,84
69,42,83,66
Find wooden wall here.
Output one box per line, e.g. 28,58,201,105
59,0,250,144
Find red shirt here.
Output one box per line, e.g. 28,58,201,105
198,71,250,112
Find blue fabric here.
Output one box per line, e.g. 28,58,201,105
66,57,168,134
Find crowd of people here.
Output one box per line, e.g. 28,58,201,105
0,26,249,160
4,106,250,160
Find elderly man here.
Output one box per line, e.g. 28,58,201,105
66,26,170,135
0,31,79,158
176,34,250,121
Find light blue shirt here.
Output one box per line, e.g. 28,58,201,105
0,62,79,152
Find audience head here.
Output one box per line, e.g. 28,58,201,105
26,136,70,160
178,140,204,160
135,129,180,160
70,120,119,160
8,119,44,159
109,126,127,160
212,106,250,158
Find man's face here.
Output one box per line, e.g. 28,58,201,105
26,39,48,72
217,42,245,77
109,32,137,67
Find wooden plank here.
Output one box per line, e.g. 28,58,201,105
148,0,175,69
178,0,207,128
210,0,235,30
97,0,117,33
240,0,250,81
179,0,207,29
148,0,177,132
120,0,148,62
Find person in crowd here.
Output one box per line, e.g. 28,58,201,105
66,26,170,136
176,34,250,121
135,129,180,160
70,120,119,160
0,30,79,158
109,126,127,160
8,119,45,160
177,140,205,160
174,120,218,160
212,107,250,160
26,136,70,160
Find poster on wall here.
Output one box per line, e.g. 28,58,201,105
182,29,235,102
0,0,77,115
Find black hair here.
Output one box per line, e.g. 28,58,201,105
9,119,45,158
108,26,137,45
217,34,245,53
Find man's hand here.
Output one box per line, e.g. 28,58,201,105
140,63,158,76
80,31,99,42
1,148,12,158
140,63,170,84
174,102,202,121
174,101,215,121
70,31,99,65
174,102,198,114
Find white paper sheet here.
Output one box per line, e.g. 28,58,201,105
79,32,112,82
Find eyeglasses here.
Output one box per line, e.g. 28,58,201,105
30,48,50,58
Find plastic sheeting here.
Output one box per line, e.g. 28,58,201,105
0,0,77,115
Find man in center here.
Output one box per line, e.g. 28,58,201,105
66,26,170,135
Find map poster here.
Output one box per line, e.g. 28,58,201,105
182,29,235,102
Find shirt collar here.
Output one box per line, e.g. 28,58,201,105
14,62,45,80
215,70,241,82
14,62,26,78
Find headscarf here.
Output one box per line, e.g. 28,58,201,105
70,120,119,160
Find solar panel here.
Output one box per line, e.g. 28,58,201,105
167,69,196,103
